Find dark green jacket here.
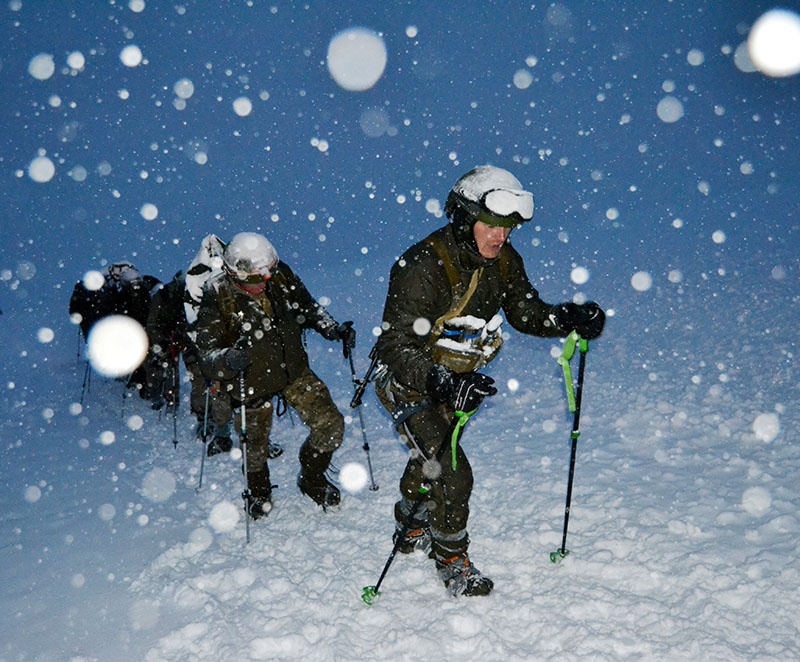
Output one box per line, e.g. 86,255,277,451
195,261,338,404
377,225,568,393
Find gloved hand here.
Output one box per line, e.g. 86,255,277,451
427,364,498,412
334,321,356,357
225,347,250,373
556,301,606,340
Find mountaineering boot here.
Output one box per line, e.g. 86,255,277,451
434,553,493,597
432,531,493,596
297,442,340,510
246,464,273,520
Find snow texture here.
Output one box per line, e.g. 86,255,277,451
1,1,799,661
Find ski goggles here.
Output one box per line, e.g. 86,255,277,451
234,271,272,284
477,188,534,227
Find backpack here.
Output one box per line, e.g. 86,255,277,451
184,234,227,341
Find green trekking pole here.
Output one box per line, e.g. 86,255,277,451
551,331,589,564
362,406,476,605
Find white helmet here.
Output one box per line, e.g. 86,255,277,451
223,232,279,280
445,165,534,228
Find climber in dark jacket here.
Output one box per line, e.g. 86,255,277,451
375,165,606,597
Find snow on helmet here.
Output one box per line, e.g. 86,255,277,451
223,232,279,282
445,165,534,229
185,234,227,326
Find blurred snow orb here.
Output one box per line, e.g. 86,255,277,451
631,271,653,292
339,462,369,493
83,270,105,291
87,315,149,378
173,78,194,99
67,51,85,71
98,503,116,521
748,9,800,77
28,53,55,80
187,527,214,553
571,266,589,285
413,317,432,336
18,261,36,280
734,42,757,73
507,378,520,393
327,27,387,92
120,44,143,67
69,165,88,182
141,468,177,503
712,230,726,244
513,69,534,89
753,412,780,442
25,485,42,503
233,96,253,117
208,501,240,533
140,203,158,221
128,0,146,12
359,106,391,137
656,95,684,123
28,155,56,183
37,327,55,343
741,486,771,516
687,49,705,66
127,414,144,431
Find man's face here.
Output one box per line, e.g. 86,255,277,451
473,221,512,259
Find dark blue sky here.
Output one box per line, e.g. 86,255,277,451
2,1,798,383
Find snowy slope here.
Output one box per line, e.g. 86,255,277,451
2,251,798,660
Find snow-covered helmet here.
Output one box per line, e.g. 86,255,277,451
445,165,534,229
223,232,279,282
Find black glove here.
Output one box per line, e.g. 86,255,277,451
225,347,250,373
556,301,605,340
335,321,356,357
427,365,497,412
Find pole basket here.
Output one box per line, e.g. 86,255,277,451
549,548,570,564
361,585,380,605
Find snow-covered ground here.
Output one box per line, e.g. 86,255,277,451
2,247,798,660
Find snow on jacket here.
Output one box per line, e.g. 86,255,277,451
195,261,338,404
377,224,570,394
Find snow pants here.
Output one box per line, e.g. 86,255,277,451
377,374,473,556
234,367,344,474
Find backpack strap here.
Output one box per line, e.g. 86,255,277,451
424,233,483,340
